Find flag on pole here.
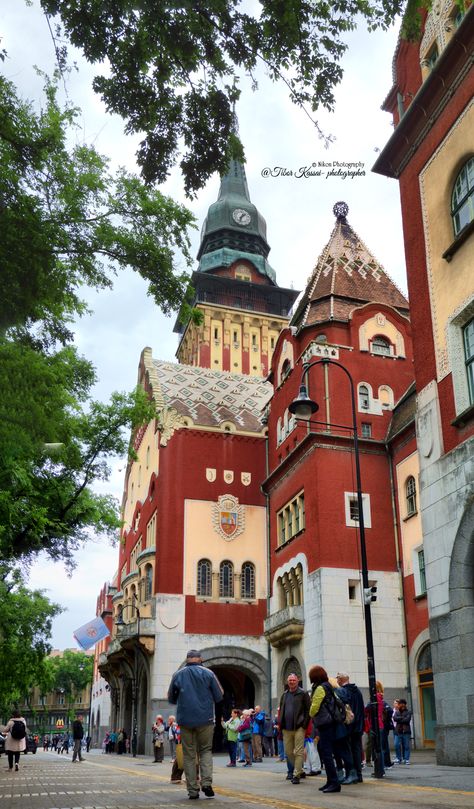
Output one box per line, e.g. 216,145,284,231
73,616,110,650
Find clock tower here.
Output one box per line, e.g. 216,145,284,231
175,158,299,376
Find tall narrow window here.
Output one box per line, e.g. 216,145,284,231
349,498,359,522
197,559,212,597
358,384,370,410
219,561,234,598
452,158,474,236
241,562,255,599
144,564,153,601
418,549,426,595
406,476,417,516
463,318,474,405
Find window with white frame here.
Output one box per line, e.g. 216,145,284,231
379,385,394,410
361,422,372,438
413,545,427,597
358,383,370,410
463,318,474,405
370,336,392,356
406,476,417,517
344,492,372,528
418,549,427,595
451,157,474,236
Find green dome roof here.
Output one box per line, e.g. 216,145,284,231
197,159,274,282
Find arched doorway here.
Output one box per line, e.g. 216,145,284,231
417,644,436,747
210,665,256,751
281,656,303,688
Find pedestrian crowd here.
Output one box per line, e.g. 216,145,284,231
166,650,413,799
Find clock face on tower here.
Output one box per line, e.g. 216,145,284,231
232,208,251,226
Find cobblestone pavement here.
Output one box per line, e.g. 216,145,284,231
0,750,473,809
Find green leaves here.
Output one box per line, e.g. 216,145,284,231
39,0,412,194
0,75,196,345
0,572,62,715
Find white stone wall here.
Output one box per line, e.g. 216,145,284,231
420,438,473,618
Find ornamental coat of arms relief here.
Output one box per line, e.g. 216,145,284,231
212,494,245,540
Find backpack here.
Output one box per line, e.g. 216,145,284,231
323,685,346,724
343,703,355,725
10,720,26,740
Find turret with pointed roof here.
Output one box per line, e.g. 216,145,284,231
175,146,299,376
291,201,408,331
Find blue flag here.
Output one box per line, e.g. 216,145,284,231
73,616,110,650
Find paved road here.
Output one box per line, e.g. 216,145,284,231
1,749,473,809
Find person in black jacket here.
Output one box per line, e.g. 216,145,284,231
72,716,84,763
336,672,365,783
393,700,412,764
279,673,311,785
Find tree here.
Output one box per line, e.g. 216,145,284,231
44,650,94,718
40,0,410,194
0,73,196,345
0,348,155,568
0,571,62,717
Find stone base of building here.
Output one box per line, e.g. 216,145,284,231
435,723,474,766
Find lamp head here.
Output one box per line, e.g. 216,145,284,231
288,384,319,421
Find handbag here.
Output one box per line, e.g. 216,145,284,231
238,727,252,741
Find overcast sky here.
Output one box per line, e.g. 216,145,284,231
3,1,405,648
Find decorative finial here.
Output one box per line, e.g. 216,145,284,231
333,201,349,222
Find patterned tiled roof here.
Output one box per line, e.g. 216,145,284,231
150,358,272,433
292,205,408,329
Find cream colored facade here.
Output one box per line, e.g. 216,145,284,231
122,418,159,532
177,303,283,375
419,100,474,395
183,498,267,599
395,451,423,579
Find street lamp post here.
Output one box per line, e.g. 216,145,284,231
115,596,141,758
289,357,384,779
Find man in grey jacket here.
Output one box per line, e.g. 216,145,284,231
168,650,223,799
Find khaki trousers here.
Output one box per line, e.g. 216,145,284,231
180,724,214,797
283,727,305,777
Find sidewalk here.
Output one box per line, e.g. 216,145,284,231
87,747,474,792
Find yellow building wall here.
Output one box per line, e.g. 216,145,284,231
419,100,474,381
183,499,267,598
396,451,423,576
123,419,159,531
230,321,242,373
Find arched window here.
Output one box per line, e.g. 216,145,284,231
144,564,153,601
197,559,212,597
406,476,417,516
452,157,474,236
379,385,394,410
241,562,255,599
219,560,234,598
371,336,391,356
281,358,291,382
358,384,370,410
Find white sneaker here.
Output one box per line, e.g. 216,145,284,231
404,760,410,765
393,759,400,764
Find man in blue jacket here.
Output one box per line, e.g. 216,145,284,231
168,650,223,799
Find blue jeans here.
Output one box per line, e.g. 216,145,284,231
226,739,237,764
395,733,410,762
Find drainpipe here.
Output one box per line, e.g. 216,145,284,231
387,447,415,744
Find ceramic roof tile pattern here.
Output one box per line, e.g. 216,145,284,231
292,207,409,329
151,359,272,432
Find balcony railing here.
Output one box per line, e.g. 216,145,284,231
264,605,305,648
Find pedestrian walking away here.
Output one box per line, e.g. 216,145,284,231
168,648,223,799
1,710,27,772
72,715,85,762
